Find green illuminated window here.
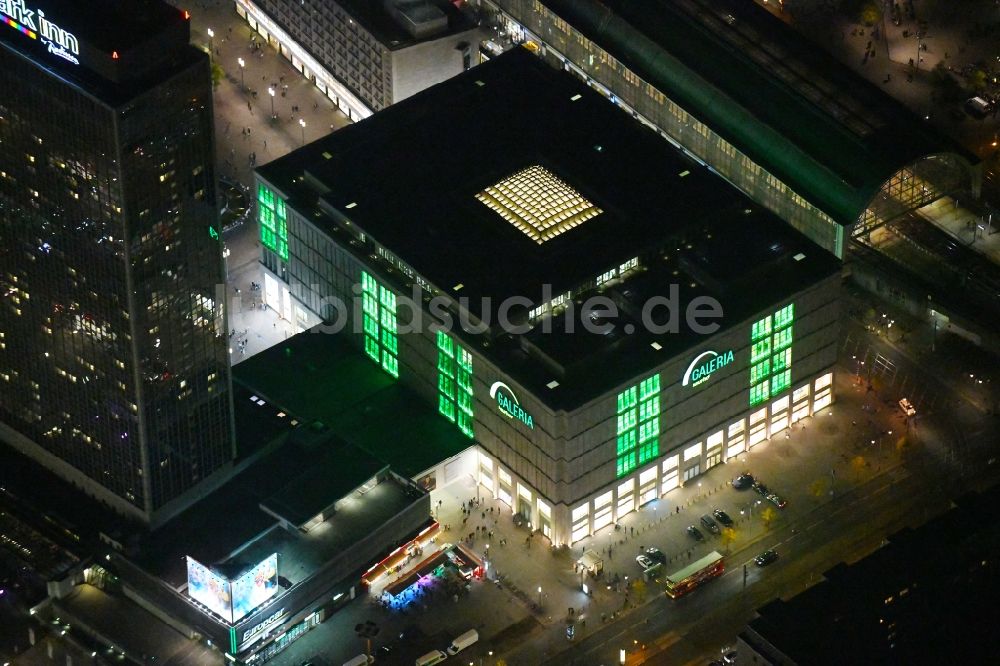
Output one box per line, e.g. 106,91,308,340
773,326,793,351
257,183,288,261
638,441,658,466
750,380,770,406
751,338,771,363
437,330,474,438
774,303,794,329
751,315,772,342
639,374,660,400
360,271,398,378
638,397,660,422
771,369,791,395
750,360,770,385
617,431,636,455
616,373,660,477
616,453,636,478
748,303,795,405
772,348,792,372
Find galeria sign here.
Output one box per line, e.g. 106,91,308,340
1,0,80,64
489,381,534,429
682,349,734,387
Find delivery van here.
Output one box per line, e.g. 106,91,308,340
446,629,479,655
415,649,448,666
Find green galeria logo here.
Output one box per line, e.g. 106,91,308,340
682,349,735,387
490,381,534,429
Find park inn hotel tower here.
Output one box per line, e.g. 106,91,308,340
0,0,236,525
253,49,842,547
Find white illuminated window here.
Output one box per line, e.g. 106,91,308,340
662,454,679,472
815,372,833,390
728,419,745,437
707,430,723,449
594,490,613,508
617,479,635,495
639,467,657,485
479,452,492,468
517,483,532,501
750,408,767,425
538,500,551,518
572,503,589,521
498,468,512,485
771,395,790,414
793,384,810,402
684,442,702,462
475,165,603,244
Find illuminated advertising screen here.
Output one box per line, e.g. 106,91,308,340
186,557,233,622
230,553,279,623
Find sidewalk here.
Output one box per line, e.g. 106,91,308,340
170,0,352,189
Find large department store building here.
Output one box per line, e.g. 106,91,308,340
253,49,842,546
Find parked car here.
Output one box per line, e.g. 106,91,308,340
755,550,779,567
752,481,770,497
899,398,916,417
713,509,734,527
646,547,666,564
766,493,787,509
636,554,654,570
732,473,754,490
686,525,705,541
700,514,721,535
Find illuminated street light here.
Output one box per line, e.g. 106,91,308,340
620,648,626,665
268,87,276,119
207,28,214,51
237,57,245,90
299,118,306,145
537,585,543,605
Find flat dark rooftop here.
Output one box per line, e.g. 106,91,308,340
258,48,841,409
745,485,1000,665
16,0,186,52
330,0,474,50
261,441,388,527
1,0,196,102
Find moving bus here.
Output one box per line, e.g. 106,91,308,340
664,551,725,599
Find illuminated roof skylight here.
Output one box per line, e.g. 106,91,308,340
475,165,603,244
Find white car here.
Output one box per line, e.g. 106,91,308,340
636,554,654,570
899,398,916,417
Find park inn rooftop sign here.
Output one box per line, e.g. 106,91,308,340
682,349,735,388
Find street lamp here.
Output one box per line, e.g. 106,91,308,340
537,585,542,606
207,28,214,51
237,57,245,90
268,86,276,119
299,118,306,145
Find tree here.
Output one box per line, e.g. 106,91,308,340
720,527,737,554
851,455,867,480
632,578,647,603
841,0,881,25
809,478,829,499
760,507,777,530
211,61,224,89
859,1,882,26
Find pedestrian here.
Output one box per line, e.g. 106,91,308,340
482,511,485,519
264,140,267,150
247,100,252,112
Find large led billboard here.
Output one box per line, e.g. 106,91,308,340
186,557,233,621
231,553,279,623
